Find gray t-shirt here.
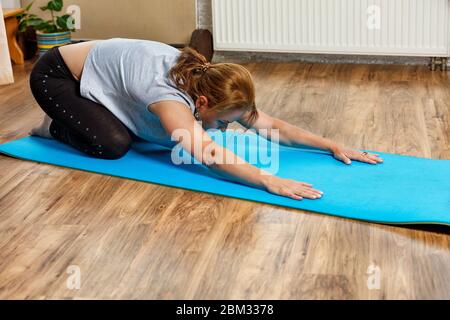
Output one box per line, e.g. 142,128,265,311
80,38,196,147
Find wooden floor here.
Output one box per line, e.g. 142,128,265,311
0,57,449,299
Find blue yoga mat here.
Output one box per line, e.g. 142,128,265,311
0,131,449,226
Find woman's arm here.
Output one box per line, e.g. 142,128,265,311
239,109,383,165
150,101,324,200
239,109,335,151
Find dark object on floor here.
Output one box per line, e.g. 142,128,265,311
17,26,37,60
189,29,214,62
168,43,186,49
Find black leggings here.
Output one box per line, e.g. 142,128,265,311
29,47,135,159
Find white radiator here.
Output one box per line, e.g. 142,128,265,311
212,0,450,57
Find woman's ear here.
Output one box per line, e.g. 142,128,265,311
195,95,209,111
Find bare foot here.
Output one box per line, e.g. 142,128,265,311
29,114,53,139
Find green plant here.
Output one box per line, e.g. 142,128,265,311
17,0,75,33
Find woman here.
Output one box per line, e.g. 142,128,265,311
29,38,383,200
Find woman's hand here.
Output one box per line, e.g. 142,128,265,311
263,175,323,200
330,143,384,165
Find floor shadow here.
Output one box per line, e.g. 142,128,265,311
399,224,450,235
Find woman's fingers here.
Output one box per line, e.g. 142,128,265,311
360,155,377,164
296,191,321,199
368,153,383,162
303,190,323,199
286,185,323,200
338,150,384,164
296,182,322,194
280,187,303,200
288,193,303,200
360,152,384,164
335,152,352,164
268,178,323,201
294,186,323,199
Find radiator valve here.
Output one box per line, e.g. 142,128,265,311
430,57,448,71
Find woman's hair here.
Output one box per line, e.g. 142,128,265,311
168,46,258,126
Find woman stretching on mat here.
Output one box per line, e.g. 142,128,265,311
29,38,383,200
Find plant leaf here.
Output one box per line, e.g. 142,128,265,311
56,15,69,30
19,21,27,32
25,0,35,12
43,23,57,33
28,18,46,26
34,22,48,32
46,1,56,11
47,0,63,12
54,0,64,11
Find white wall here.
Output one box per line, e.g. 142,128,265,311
0,1,14,84
21,0,196,44
1,0,20,9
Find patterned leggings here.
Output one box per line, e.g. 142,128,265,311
29,46,135,159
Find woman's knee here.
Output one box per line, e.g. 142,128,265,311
100,133,132,159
